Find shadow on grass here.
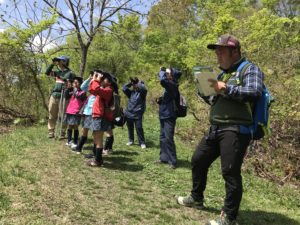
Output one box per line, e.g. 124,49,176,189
112,150,139,156
145,139,159,148
103,155,144,172
176,159,191,169
239,210,300,225
201,208,300,225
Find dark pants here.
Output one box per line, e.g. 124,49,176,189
159,118,177,166
191,127,250,220
126,117,145,145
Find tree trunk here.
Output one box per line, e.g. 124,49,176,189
79,46,88,77
32,74,49,111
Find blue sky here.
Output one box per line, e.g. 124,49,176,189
0,0,158,51
0,0,158,30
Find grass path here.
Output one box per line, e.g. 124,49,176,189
0,112,299,225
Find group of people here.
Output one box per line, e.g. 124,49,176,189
45,34,265,225
46,60,148,167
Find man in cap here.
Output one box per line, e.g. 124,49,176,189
177,34,264,225
45,55,75,139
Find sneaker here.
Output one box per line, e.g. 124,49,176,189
177,195,204,209
169,164,176,169
206,212,238,225
70,143,77,149
126,141,133,146
65,141,73,147
48,132,54,138
141,144,146,149
71,148,82,154
103,149,113,156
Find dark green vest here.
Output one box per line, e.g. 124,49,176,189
209,66,253,126
45,64,75,98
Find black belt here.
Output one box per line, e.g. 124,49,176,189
210,124,240,132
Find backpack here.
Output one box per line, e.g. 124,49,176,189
175,92,188,118
107,92,127,127
236,61,273,140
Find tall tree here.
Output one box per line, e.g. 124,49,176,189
0,0,149,76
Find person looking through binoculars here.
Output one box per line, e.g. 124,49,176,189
86,71,114,167
122,77,147,149
45,56,75,139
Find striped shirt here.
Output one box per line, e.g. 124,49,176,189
201,59,264,105
223,62,264,101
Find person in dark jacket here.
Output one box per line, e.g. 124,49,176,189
177,34,264,225
45,55,75,139
156,67,181,169
122,77,147,149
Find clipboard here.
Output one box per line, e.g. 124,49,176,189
194,71,218,96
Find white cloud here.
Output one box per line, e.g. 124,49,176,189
32,35,57,52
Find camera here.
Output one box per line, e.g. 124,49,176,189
130,77,139,85
156,97,163,105
52,57,61,63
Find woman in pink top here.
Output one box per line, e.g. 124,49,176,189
64,76,86,148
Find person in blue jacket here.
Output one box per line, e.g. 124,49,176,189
156,67,181,169
122,77,147,149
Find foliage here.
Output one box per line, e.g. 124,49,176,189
0,0,299,182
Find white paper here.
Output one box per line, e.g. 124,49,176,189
194,71,218,96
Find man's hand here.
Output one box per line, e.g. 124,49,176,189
208,79,226,94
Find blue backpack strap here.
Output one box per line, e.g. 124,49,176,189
237,60,255,137
218,60,250,82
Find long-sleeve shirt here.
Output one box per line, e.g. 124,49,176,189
80,78,96,116
89,80,113,121
201,58,264,105
65,88,86,115
208,58,264,125
122,82,147,119
158,70,179,119
45,64,74,98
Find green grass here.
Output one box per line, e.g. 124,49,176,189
0,111,299,225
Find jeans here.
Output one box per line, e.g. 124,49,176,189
126,117,145,145
191,126,251,220
159,118,177,166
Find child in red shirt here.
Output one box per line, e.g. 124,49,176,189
86,71,113,167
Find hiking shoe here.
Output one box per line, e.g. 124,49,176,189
177,195,204,209
126,141,133,146
141,144,146,149
206,212,238,225
48,132,54,138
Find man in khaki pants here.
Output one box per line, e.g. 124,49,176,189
45,56,75,139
